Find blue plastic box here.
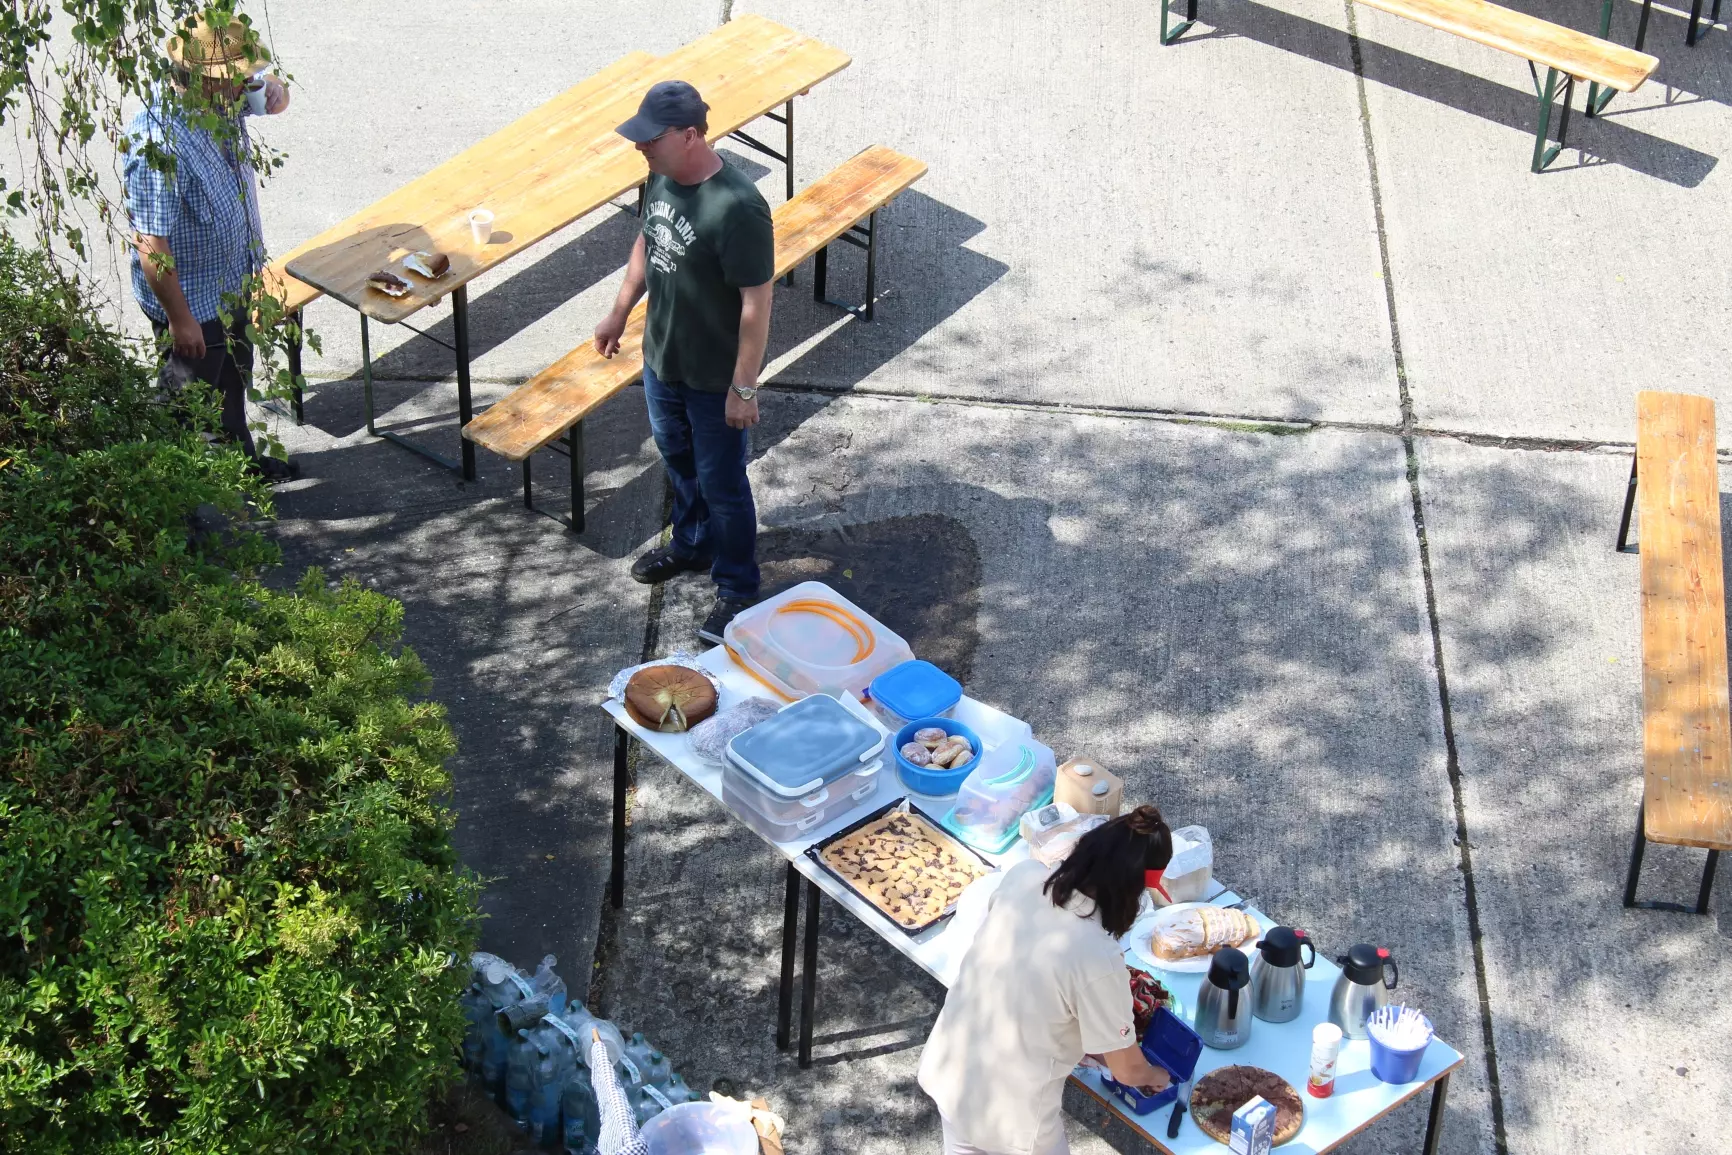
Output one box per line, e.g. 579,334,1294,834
893,717,982,796
1099,1004,1203,1115
867,660,963,729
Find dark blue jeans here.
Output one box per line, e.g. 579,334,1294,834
643,364,760,600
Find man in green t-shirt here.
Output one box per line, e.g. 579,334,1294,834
598,80,776,644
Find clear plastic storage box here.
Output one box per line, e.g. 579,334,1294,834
724,694,888,843
939,736,1057,853
723,761,884,843
722,582,915,701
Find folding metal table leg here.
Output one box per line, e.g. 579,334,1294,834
523,457,533,510
1588,0,1617,116
1636,0,1654,49
1531,67,1566,173
1696,850,1720,914
863,211,878,323
1616,456,1638,552
1624,795,1649,907
568,420,585,534
1421,1073,1451,1155
287,308,304,424
611,724,629,910
798,878,821,1068
776,862,800,1051
1688,0,1706,44
1160,0,1197,44
453,284,476,482
361,314,377,436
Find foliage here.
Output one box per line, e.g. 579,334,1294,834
0,236,481,1153
1,1,305,458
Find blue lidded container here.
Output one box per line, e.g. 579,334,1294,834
1099,1005,1204,1115
894,717,982,797
867,660,963,729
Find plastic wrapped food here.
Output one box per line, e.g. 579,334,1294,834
915,727,948,748
687,697,782,766
900,742,933,767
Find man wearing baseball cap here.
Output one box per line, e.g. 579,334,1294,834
597,80,775,644
124,16,294,480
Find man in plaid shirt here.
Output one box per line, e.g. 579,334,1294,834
124,17,292,479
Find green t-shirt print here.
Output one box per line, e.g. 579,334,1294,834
641,160,776,392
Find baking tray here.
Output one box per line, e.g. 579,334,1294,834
805,796,997,936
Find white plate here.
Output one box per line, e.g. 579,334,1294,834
1121,901,1260,973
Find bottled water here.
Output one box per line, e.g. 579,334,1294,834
560,1063,600,1155
644,1049,674,1089
661,1072,697,1107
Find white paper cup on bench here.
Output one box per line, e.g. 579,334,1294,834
469,209,495,247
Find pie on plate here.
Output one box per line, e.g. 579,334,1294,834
1190,1066,1304,1146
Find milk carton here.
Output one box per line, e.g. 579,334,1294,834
1228,1095,1276,1155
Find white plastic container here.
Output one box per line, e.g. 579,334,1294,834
950,697,1034,752
1156,825,1213,905
638,1100,760,1155
722,581,914,700
721,758,884,842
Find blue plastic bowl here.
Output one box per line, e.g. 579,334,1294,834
894,717,982,796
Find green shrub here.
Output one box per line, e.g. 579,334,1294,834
0,237,482,1153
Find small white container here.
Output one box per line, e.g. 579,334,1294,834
469,208,495,246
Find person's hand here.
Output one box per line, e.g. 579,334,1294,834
1138,1067,1172,1095
594,309,627,358
169,315,206,360
264,75,290,114
725,389,760,430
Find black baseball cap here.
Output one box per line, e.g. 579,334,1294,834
616,80,710,142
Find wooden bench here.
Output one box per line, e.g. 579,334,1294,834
1615,390,1731,914
1159,0,1658,173
462,145,927,532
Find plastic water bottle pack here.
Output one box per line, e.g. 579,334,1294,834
459,952,693,1152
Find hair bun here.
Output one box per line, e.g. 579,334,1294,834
1124,804,1168,836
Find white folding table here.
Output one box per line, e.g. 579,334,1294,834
601,645,1462,1153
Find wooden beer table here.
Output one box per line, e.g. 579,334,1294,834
279,16,849,478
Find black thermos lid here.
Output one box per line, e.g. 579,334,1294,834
1341,942,1389,984
1257,926,1302,967
1207,946,1251,990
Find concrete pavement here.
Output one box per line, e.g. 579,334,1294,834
101,0,1732,1150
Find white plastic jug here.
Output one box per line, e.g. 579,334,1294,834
637,1101,759,1155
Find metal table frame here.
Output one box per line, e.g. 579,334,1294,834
605,704,1462,1154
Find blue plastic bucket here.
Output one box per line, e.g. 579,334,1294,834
1368,1011,1433,1084
894,717,982,796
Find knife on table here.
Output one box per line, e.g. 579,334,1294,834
1166,1075,1190,1140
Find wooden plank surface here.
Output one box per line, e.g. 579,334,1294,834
1356,0,1657,91
284,17,850,324
1636,390,1732,850
464,146,926,461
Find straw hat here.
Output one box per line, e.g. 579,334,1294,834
166,18,269,79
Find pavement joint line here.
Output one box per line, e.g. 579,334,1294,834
287,375,1732,462
1344,1,1508,1149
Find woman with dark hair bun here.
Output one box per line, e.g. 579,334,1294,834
918,805,1176,1155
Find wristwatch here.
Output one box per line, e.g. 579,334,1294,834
731,384,759,401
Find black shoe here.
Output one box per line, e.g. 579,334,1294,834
698,595,756,646
630,545,712,585
248,454,299,482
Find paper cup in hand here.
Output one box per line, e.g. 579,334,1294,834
244,78,268,116
469,209,495,247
